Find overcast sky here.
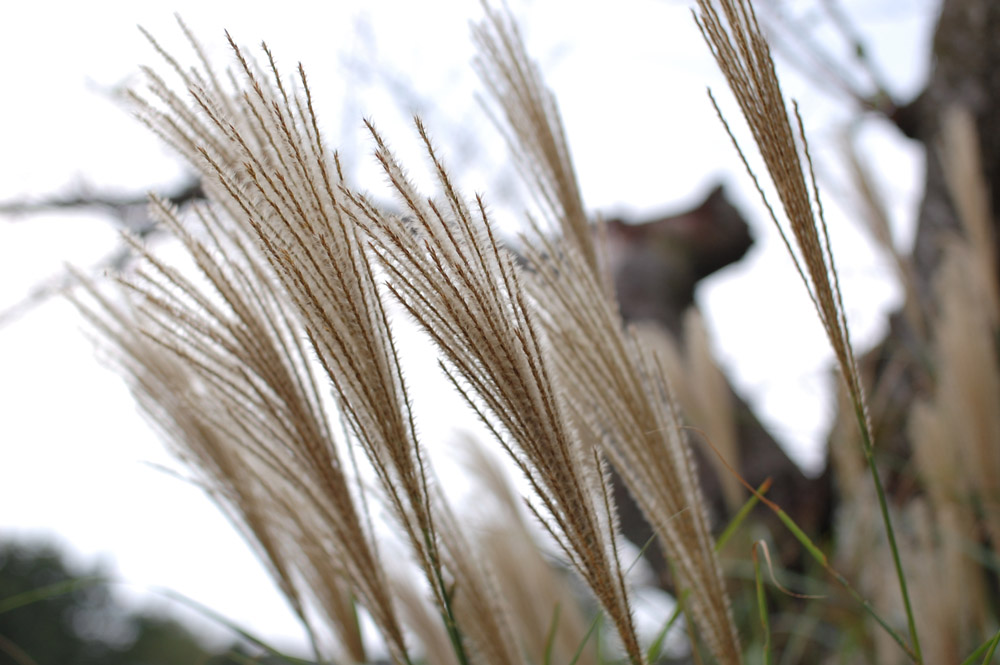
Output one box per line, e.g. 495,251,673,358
0,0,938,653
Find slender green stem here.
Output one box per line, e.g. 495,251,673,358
715,479,771,552
695,423,916,660
543,603,562,665
151,587,316,664
424,528,471,665
567,613,600,665
726,472,917,661
645,592,688,664
769,494,916,660
0,576,107,615
981,632,1000,665
753,545,773,665
853,400,923,663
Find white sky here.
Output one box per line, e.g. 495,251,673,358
0,0,937,655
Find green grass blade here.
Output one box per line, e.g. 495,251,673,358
853,401,922,663
770,499,915,660
981,630,1000,665
543,603,562,665
716,479,771,552
568,610,602,665
565,533,659,665
151,587,314,665
1,577,319,664
960,628,1000,665
753,544,773,665
645,591,687,664
719,465,917,662
0,575,107,615
695,415,918,661
595,613,605,665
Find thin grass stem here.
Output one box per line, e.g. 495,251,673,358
752,543,773,665
424,528,472,665
543,603,562,665
645,592,688,664
151,587,317,665
696,425,917,660
568,613,602,665
715,479,771,552
852,400,922,663
0,576,108,615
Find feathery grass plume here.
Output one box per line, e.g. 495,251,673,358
129,23,470,662
694,1,921,659
471,3,607,287
389,570,461,665
70,274,324,658
70,196,410,663
433,498,522,665
338,118,645,665
635,312,742,513
473,6,739,662
459,437,597,665
693,1,861,412
521,229,740,665
924,105,1000,610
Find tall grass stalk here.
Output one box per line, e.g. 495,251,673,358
693,0,922,660
751,543,773,665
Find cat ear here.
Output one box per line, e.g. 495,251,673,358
698,181,727,211
687,183,754,280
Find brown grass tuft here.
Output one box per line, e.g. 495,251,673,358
68,197,406,662
338,117,647,664
694,0,865,419
475,8,740,662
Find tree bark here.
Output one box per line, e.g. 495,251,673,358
854,0,1000,491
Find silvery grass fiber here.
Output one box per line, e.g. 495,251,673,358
69,0,1000,663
